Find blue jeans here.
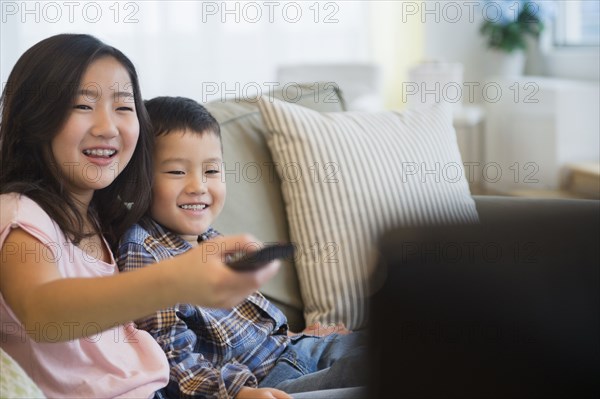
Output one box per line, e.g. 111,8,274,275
259,331,368,394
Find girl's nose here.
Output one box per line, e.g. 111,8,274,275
90,110,118,138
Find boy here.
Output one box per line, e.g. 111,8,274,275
117,97,366,399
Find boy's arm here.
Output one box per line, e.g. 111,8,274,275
118,241,258,399
236,387,292,399
140,305,258,399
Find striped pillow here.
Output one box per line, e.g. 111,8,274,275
258,98,479,330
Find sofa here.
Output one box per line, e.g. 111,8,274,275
205,84,600,332
2,84,597,398
206,85,598,398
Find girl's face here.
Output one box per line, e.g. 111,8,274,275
51,56,139,202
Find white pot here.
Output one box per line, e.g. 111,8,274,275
485,50,526,78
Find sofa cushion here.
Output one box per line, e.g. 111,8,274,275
258,99,479,330
206,83,346,331
1,348,45,398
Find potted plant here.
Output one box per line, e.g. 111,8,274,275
480,0,554,76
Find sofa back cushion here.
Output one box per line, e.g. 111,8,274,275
258,99,479,330
206,83,345,330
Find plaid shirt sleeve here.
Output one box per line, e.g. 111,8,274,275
117,239,258,399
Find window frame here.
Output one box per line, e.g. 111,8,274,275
553,0,599,48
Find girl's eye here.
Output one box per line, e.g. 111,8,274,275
166,171,185,175
73,104,92,110
117,106,134,112
206,170,220,175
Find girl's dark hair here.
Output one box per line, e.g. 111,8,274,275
144,96,221,139
0,34,153,249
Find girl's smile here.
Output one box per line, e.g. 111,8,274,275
82,147,119,166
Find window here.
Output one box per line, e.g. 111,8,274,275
554,0,600,46
1,1,371,102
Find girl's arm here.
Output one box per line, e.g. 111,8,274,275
0,228,278,342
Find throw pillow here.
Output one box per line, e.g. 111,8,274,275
1,348,45,398
258,98,479,330
206,82,346,331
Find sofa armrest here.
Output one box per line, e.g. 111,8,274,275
473,195,599,224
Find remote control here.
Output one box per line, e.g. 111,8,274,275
226,243,295,272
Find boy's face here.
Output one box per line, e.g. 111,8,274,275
150,130,225,242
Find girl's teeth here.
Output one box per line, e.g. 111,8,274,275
180,204,207,210
83,149,116,157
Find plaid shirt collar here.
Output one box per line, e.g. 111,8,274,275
138,216,220,257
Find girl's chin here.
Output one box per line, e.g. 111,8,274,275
66,180,115,196
96,178,117,186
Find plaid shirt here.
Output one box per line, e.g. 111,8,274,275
116,218,290,399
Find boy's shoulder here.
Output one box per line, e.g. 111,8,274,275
118,218,220,264
117,218,181,267
118,217,192,261
118,218,171,255
120,221,154,247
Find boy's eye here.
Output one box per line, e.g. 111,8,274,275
206,170,220,175
73,104,92,110
166,171,185,175
117,106,134,112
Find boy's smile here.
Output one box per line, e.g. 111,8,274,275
150,130,225,243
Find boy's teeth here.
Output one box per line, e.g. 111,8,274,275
83,149,116,157
180,204,207,210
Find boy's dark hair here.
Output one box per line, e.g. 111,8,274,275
144,96,221,140
0,34,154,249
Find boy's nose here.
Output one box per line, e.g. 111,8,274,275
186,176,208,195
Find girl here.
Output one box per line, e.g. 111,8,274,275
0,34,279,398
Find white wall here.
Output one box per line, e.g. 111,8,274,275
419,1,599,194
0,1,372,103
421,1,600,92
2,1,598,108
422,2,489,89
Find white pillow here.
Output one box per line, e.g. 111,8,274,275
258,98,479,330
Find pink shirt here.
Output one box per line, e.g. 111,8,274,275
0,193,169,398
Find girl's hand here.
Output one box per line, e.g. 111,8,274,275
235,387,292,399
173,234,280,309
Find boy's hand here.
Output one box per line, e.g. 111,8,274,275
235,386,292,399
302,322,352,336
